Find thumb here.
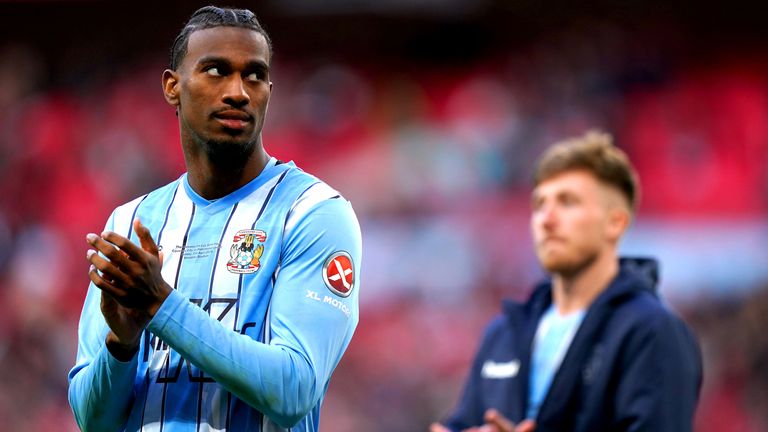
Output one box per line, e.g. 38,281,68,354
134,218,159,257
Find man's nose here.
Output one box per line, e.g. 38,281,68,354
222,76,250,107
537,204,558,228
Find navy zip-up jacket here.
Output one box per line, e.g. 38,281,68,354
444,258,702,432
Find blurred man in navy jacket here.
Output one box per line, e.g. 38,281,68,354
431,131,701,432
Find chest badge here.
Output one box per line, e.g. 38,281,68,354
227,229,267,274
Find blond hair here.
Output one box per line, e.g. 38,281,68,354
534,130,640,212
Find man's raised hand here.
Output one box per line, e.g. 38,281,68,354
86,218,171,317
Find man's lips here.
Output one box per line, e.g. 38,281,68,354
540,237,566,246
213,110,253,129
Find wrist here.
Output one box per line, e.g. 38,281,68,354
147,283,173,317
105,332,140,362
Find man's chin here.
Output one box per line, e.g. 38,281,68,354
539,254,579,275
542,261,570,275
202,138,257,165
539,253,598,278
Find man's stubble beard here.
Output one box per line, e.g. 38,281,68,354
540,246,600,280
189,125,258,170
201,137,257,168
181,110,260,170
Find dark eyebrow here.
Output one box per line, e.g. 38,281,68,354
196,56,269,72
245,60,270,73
196,56,230,66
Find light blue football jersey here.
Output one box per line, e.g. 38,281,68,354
68,159,362,432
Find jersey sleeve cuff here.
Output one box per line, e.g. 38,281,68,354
148,288,186,335
100,342,139,371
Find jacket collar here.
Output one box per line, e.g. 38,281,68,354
502,256,660,320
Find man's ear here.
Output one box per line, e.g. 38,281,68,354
162,69,180,107
606,206,631,243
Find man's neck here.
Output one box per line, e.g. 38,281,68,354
184,146,270,200
551,251,618,315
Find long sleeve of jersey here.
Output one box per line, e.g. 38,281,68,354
145,197,361,428
68,213,140,432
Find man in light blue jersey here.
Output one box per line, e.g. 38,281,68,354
68,6,361,432
431,132,701,432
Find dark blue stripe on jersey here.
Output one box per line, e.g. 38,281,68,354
159,203,196,432
141,184,178,362
261,272,278,344
281,181,322,231
234,169,288,328
156,184,180,246
253,169,290,224
226,392,233,431
208,203,238,300
232,169,288,329
194,204,237,430
127,194,149,239
226,392,232,431
295,182,323,203
173,204,196,289
251,272,277,431
140,185,179,429
158,351,173,432
196,385,204,432
225,169,289,431
137,371,150,430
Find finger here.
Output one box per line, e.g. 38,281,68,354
428,423,450,432
484,409,516,432
515,420,536,432
99,230,147,264
134,218,160,257
87,233,136,270
87,249,134,288
89,264,129,299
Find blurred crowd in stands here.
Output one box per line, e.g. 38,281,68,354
0,18,767,431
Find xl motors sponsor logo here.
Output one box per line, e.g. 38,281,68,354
322,251,355,297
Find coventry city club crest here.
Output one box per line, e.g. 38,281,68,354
227,229,267,274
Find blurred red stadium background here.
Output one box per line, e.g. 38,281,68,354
0,1,766,430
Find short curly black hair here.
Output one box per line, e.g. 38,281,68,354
169,5,272,70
